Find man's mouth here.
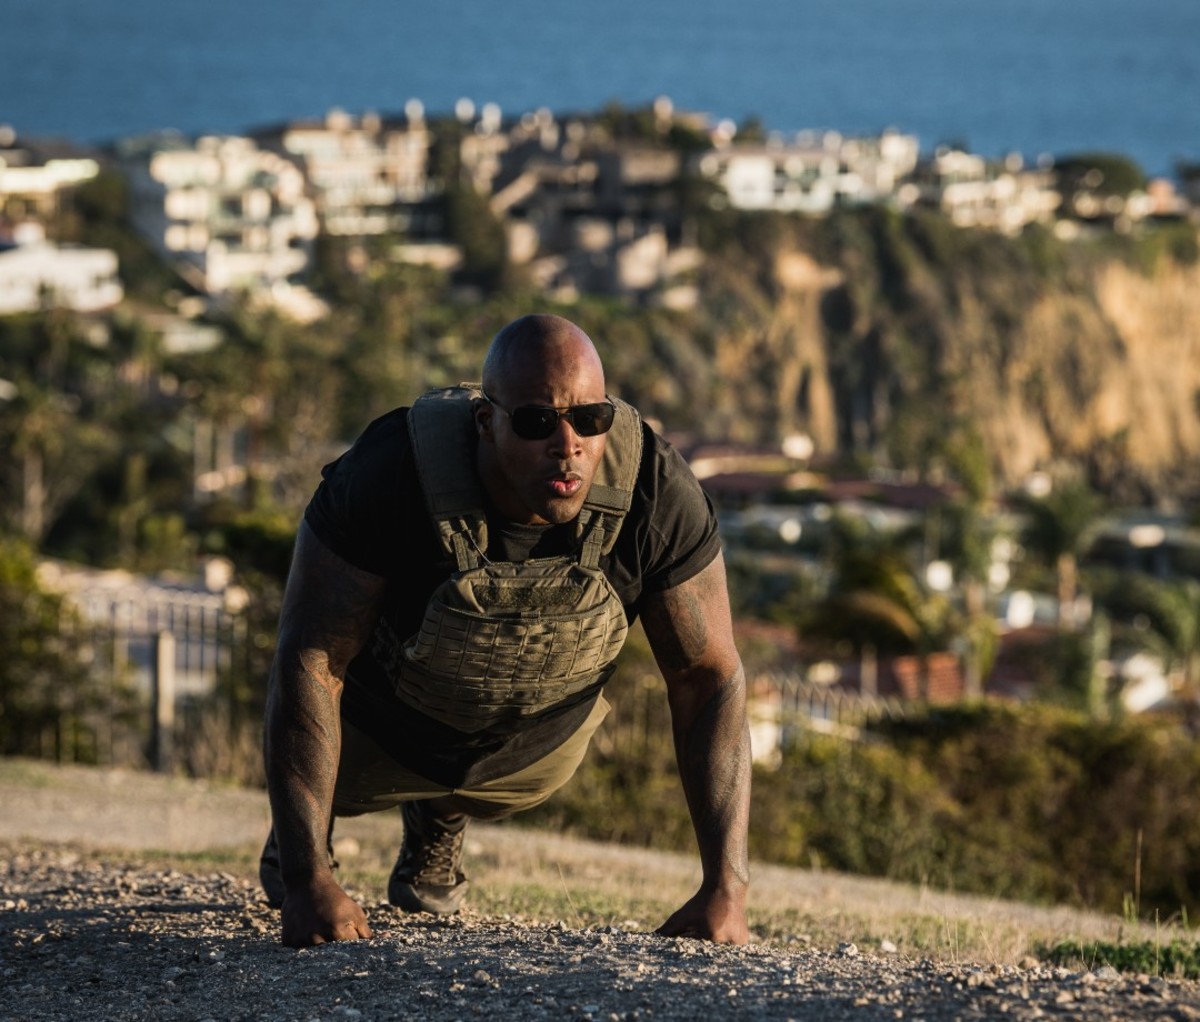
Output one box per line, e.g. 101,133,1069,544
547,473,583,498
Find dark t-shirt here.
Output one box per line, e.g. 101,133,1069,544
303,406,721,785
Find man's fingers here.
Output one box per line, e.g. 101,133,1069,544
335,919,372,940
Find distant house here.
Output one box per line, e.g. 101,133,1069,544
481,111,700,301
0,127,101,221
257,105,435,237
0,226,123,314
694,129,919,213
123,133,319,300
902,149,1060,233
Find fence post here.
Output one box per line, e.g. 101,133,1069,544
152,630,176,773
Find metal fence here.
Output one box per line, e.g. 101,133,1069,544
50,583,251,772
591,669,915,769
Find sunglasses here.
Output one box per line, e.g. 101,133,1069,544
481,390,616,440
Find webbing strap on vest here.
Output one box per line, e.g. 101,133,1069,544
408,384,643,570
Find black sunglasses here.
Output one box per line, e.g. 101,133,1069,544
481,390,616,440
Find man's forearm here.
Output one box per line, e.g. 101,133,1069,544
263,650,345,889
262,523,386,893
672,664,752,894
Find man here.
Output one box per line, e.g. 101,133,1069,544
262,313,750,949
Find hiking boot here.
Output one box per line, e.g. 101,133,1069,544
387,801,470,914
258,826,338,909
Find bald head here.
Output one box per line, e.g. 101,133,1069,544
481,314,604,403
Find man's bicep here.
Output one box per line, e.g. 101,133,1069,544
640,552,739,682
278,520,387,675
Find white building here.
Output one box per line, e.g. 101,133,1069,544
125,134,318,297
901,149,1060,233
695,129,920,213
0,126,100,220
267,105,434,236
0,231,123,314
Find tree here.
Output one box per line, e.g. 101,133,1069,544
1092,571,1200,689
801,514,956,698
939,500,1001,699
0,535,97,760
442,181,512,292
1019,477,1104,631
1054,153,1147,199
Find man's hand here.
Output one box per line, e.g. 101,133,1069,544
280,875,372,948
657,886,749,945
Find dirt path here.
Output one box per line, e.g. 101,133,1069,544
2,760,1198,1021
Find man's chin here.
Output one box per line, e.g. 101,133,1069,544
535,494,588,526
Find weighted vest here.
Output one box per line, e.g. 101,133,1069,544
395,385,643,733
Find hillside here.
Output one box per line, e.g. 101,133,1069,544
604,209,1200,502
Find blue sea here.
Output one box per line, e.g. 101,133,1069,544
2,0,1197,176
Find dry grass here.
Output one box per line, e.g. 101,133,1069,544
310,812,1178,965
0,756,1184,966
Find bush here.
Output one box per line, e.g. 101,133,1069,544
539,693,1200,920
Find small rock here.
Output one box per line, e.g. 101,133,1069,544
1092,965,1120,981
1141,976,1170,997
880,939,898,954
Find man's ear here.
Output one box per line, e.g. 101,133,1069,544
473,398,493,438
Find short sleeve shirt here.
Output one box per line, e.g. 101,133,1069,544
304,406,721,785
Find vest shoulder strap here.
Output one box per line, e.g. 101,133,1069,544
408,385,489,570
576,395,642,567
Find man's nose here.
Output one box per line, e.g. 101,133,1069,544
547,415,583,453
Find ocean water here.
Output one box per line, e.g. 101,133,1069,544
2,0,1197,176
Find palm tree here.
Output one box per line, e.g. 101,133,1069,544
940,499,1001,699
802,514,956,699
1092,570,1200,690
1019,476,1104,631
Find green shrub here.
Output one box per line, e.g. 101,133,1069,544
539,695,1200,921
1040,939,1200,979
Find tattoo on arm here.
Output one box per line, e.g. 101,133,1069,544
675,667,752,889
264,523,386,887
641,571,711,673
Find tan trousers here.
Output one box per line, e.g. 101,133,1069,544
332,695,610,821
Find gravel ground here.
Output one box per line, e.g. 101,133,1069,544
2,761,1199,1021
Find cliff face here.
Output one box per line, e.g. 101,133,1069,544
1092,261,1200,482
683,211,1200,500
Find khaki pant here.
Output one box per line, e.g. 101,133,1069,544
333,695,610,821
